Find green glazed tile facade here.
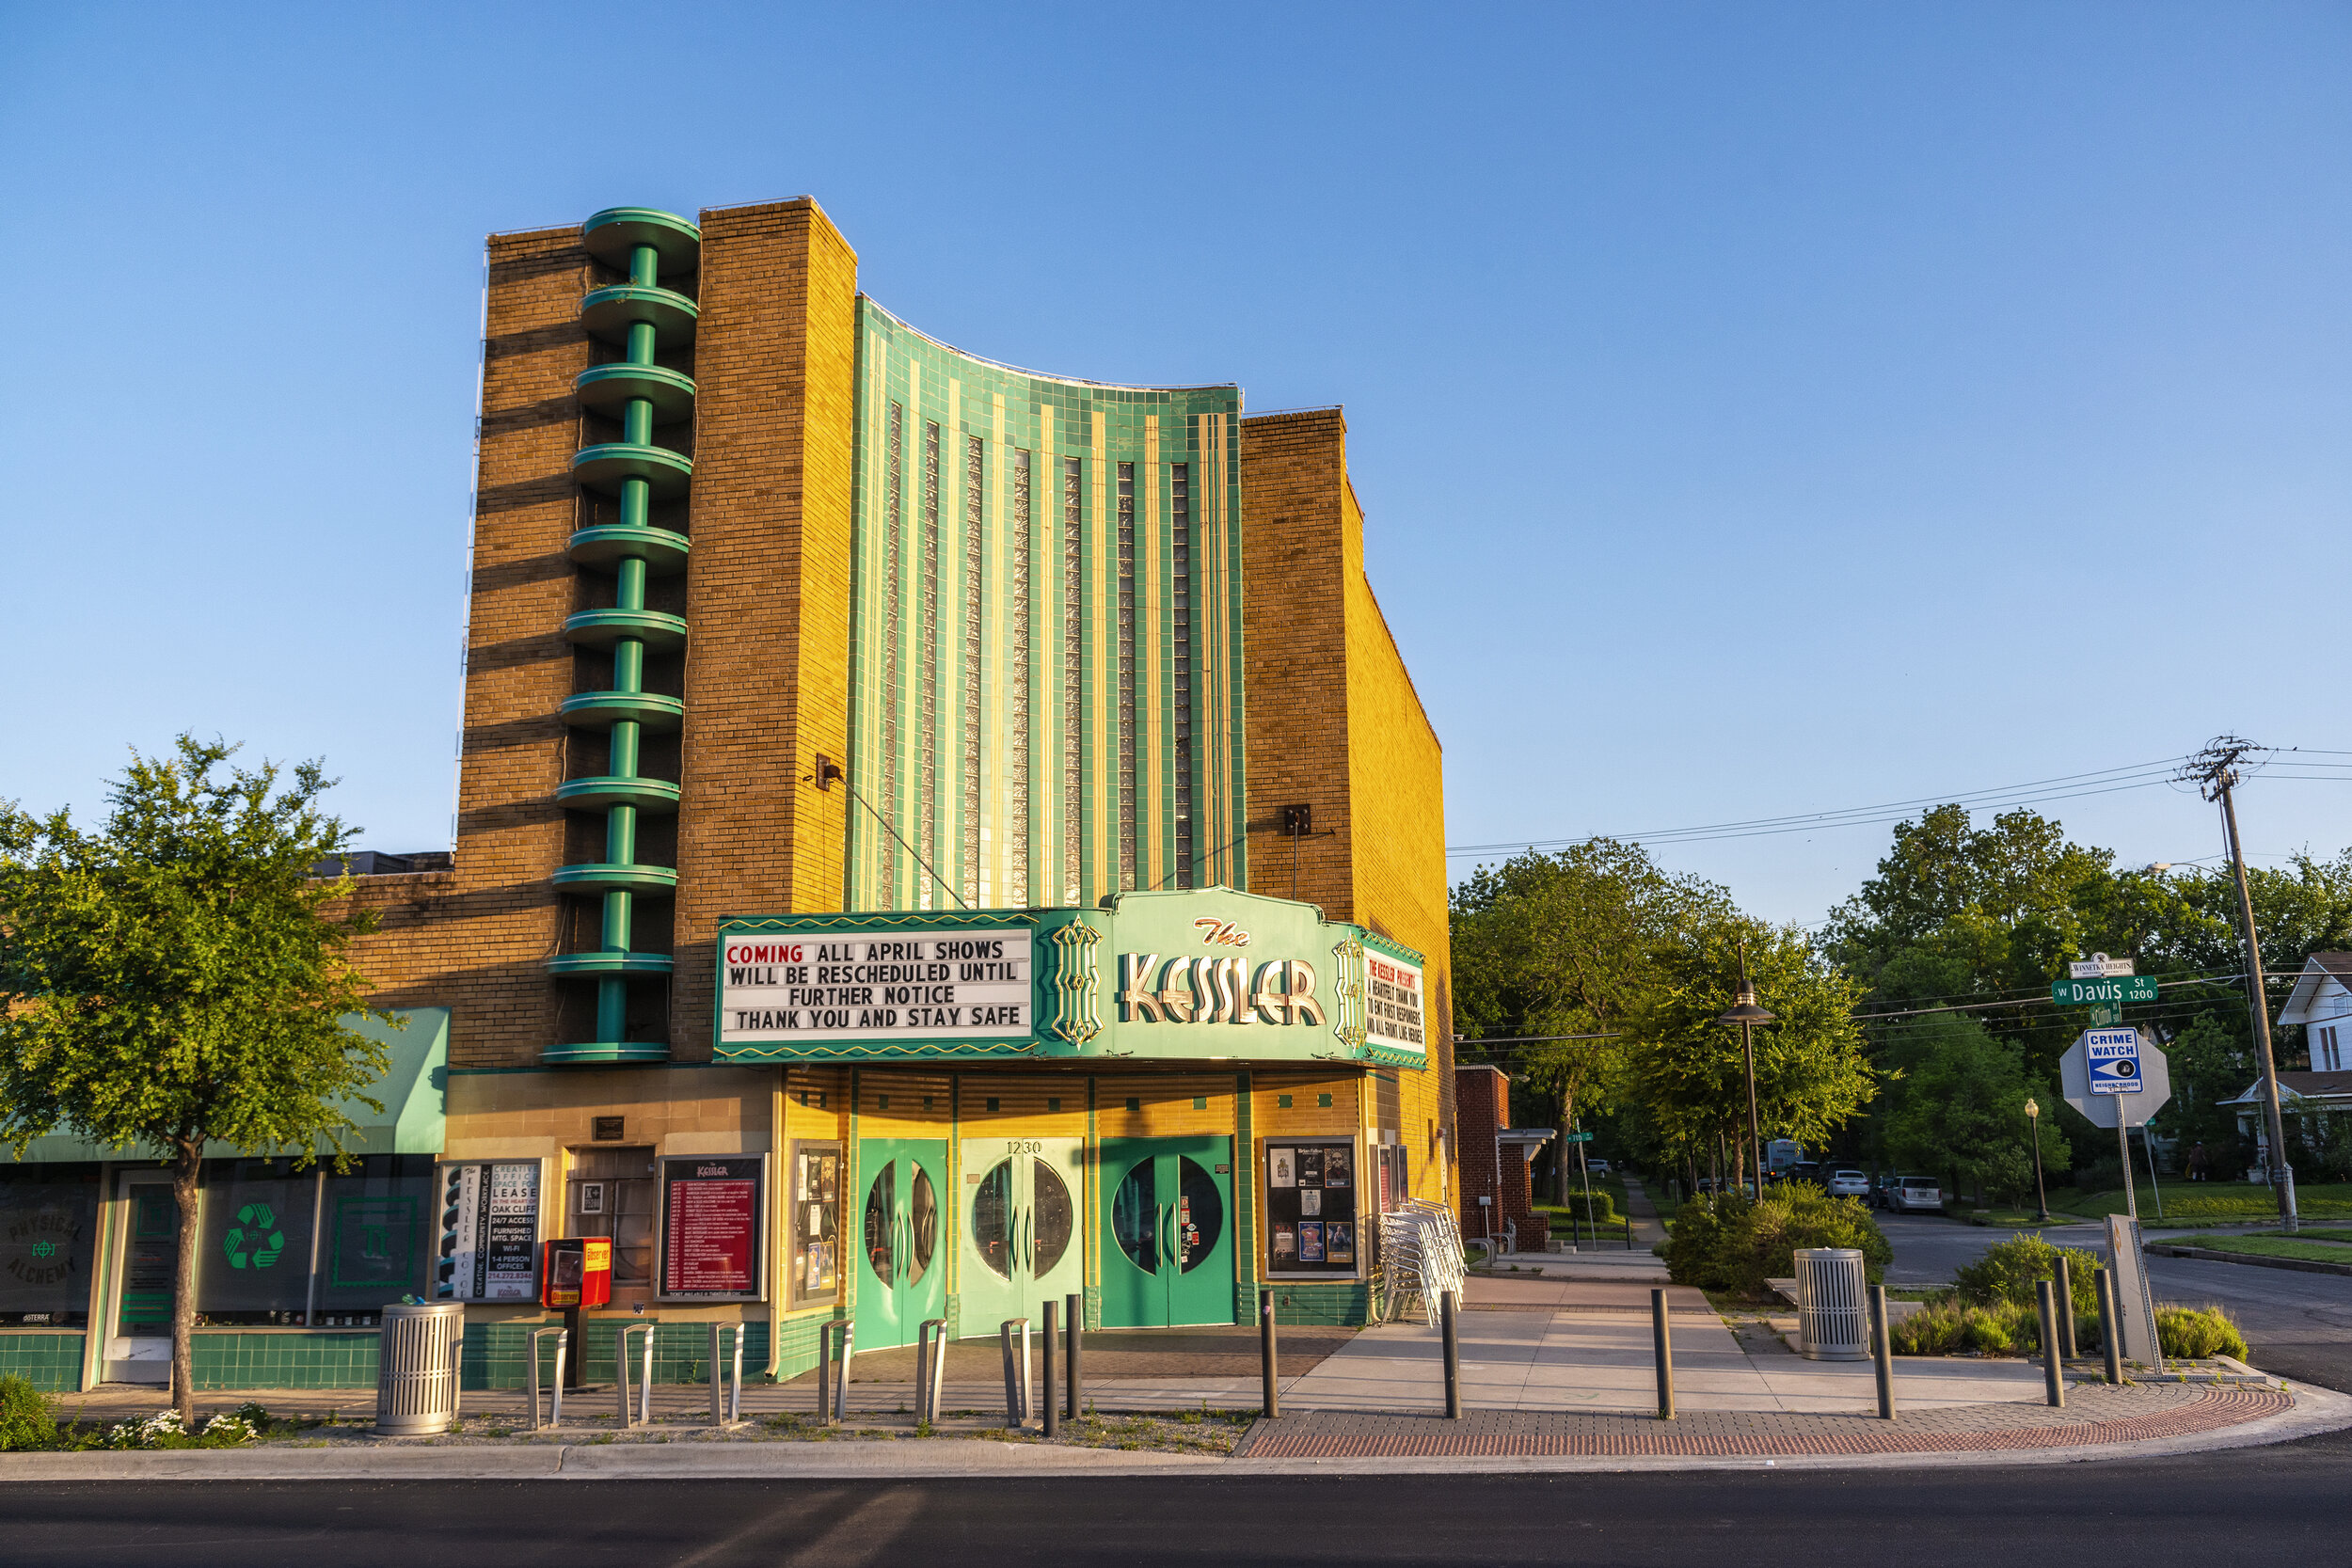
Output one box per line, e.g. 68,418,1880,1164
849,301,1248,912
0,1331,85,1392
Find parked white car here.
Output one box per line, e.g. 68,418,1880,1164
1890,1176,1944,1213
1586,1159,1612,1178
1827,1169,1869,1199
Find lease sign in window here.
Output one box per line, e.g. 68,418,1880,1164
660,1156,766,1301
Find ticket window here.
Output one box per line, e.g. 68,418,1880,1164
568,1148,655,1296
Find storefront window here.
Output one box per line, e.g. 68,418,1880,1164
0,1164,101,1325
198,1159,317,1324
314,1155,432,1327
569,1148,655,1290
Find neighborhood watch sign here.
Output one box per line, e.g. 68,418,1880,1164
714,889,1426,1061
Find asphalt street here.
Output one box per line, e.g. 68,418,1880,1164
1880,1212,2352,1391
13,1429,2352,1568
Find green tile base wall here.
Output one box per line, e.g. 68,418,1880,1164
0,1332,86,1392
1261,1282,1372,1326
192,1331,378,1390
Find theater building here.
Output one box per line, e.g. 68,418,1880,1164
0,199,1454,1391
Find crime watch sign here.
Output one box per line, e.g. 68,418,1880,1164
2086,1028,2144,1095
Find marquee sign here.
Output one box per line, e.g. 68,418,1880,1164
714,889,1429,1069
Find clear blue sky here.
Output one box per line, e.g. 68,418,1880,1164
9,3,2347,924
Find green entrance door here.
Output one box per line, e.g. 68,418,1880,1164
853,1139,946,1350
958,1136,1084,1337
1099,1136,1234,1328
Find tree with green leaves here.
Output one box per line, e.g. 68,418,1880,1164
0,737,392,1419
1451,841,1731,1202
1880,1014,2069,1206
1625,918,1876,1195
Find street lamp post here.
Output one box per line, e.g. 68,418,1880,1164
1715,942,1775,1202
2025,1098,2049,1223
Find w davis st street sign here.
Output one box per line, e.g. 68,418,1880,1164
712,887,1427,1069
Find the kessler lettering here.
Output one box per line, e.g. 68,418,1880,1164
1120,953,1323,1025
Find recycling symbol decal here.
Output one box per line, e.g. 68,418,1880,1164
222,1203,285,1270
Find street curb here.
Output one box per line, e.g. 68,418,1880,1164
2149,1243,2352,1277
4,1384,2344,1481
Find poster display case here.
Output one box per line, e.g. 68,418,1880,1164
435,1160,542,1302
658,1155,768,1302
788,1141,841,1307
1263,1138,1361,1279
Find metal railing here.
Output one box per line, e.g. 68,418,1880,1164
999,1317,1032,1428
708,1323,745,1426
614,1323,654,1429
528,1327,568,1432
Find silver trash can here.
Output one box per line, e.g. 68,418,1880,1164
1792,1247,1868,1361
376,1302,466,1434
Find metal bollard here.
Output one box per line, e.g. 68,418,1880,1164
1869,1285,1896,1420
2036,1280,2065,1408
2096,1268,2122,1386
817,1320,855,1423
1441,1289,1462,1419
2054,1258,2078,1359
1653,1286,1676,1420
708,1323,745,1426
1041,1301,1059,1439
1065,1292,1083,1420
528,1327,567,1432
615,1323,654,1429
1260,1288,1279,1419
1000,1318,1031,1429
914,1318,947,1426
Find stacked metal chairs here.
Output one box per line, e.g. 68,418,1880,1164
1378,1200,1469,1326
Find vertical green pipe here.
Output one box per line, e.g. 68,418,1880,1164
625,399,653,447
609,719,641,780
596,977,628,1042
612,638,644,695
615,557,646,613
620,474,649,531
630,244,659,289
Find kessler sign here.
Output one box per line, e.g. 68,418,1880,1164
713,888,1429,1068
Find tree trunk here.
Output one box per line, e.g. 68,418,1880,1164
171,1138,201,1424
1555,1086,1577,1207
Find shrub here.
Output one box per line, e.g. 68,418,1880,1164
1890,1297,2038,1356
1548,1192,1621,1227
1952,1232,2103,1316
2157,1306,2249,1360
1663,1186,1892,1296
0,1376,57,1452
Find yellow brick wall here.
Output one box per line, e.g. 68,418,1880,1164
1239,409,1455,1204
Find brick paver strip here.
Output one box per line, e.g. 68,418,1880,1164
1233,1384,2289,1459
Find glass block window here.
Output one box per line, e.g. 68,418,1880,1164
1116,461,1136,890
919,421,942,910
882,402,904,907
1061,456,1083,905
961,436,985,908
1008,448,1032,907
1171,462,1193,889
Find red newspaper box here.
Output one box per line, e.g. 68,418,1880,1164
541,1237,612,1308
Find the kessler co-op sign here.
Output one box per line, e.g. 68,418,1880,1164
714,888,1425,1067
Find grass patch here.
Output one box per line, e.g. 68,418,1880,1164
2256,1227,2352,1244
2184,1235,2352,1265
1963,1208,2096,1227
2044,1181,2352,1226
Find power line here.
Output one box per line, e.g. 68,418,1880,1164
1448,747,2349,861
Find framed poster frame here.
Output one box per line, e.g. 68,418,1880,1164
1260,1136,1364,1281
655,1152,771,1304
786,1139,843,1308
432,1158,546,1303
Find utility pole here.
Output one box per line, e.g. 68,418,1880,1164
2181,736,2297,1231
1716,942,1773,1202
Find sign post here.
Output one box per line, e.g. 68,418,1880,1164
2061,1024,2172,1368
